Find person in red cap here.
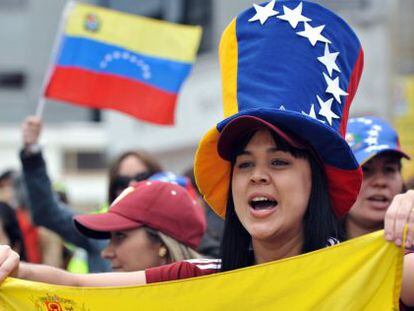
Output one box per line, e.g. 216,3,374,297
73,180,206,272
0,1,413,307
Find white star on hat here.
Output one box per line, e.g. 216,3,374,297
364,136,378,146
317,96,339,125
323,73,348,104
318,44,340,77
248,0,279,25
297,22,331,46
356,117,373,125
302,104,316,119
279,105,286,110
366,144,389,152
367,129,380,136
302,104,326,123
277,2,311,29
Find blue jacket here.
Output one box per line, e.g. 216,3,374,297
20,150,111,272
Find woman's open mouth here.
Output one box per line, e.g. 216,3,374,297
367,194,390,209
248,195,278,218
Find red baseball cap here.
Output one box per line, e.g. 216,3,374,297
218,115,307,160
74,180,207,249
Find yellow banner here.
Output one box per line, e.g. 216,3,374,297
65,2,202,63
0,231,403,310
394,76,414,181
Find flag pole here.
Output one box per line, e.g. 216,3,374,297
35,1,76,118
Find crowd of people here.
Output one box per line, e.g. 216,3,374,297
0,0,413,309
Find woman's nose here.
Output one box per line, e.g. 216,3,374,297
371,171,388,188
101,243,115,259
250,165,270,184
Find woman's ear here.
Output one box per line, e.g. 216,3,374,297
158,246,167,258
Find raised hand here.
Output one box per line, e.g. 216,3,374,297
22,116,42,149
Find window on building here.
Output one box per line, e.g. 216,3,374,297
0,72,25,89
63,150,106,173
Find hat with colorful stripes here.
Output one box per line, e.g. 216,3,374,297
195,0,364,218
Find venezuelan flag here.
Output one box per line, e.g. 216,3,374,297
44,2,202,125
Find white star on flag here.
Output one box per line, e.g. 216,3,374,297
318,44,340,77
317,95,339,125
372,125,382,131
323,72,348,104
248,0,279,25
365,136,378,146
277,2,311,29
297,22,331,46
279,105,286,110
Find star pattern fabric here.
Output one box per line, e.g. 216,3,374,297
245,1,358,128
317,95,339,125
277,2,311,29
297,23,331,46
248,0,279,25
323,73,348,104
318,44,340,77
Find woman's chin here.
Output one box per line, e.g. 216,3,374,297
248,225,281,241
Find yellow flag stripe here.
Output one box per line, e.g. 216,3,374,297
66,3,202,63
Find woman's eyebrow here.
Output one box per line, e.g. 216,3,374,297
238,150,252,156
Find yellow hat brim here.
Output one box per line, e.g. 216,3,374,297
194,126,230,218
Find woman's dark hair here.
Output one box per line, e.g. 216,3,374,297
220,129,340,272
0,202,27,261
108,150,163,204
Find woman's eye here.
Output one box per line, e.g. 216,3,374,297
237,161,252,169
113,233,126,241
271,159,288,166
362,165,371,174
384,166,398,174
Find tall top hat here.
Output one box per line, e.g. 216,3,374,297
195,0,364,218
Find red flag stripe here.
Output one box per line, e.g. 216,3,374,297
45,66,177,125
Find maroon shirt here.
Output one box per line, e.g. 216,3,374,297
145,259,220,283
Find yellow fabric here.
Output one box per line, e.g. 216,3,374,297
0,231,404,310
194,127,230,217
65,2,202,63
220,18,239,118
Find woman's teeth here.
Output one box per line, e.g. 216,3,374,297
368,195,388,202
250,197,277,210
